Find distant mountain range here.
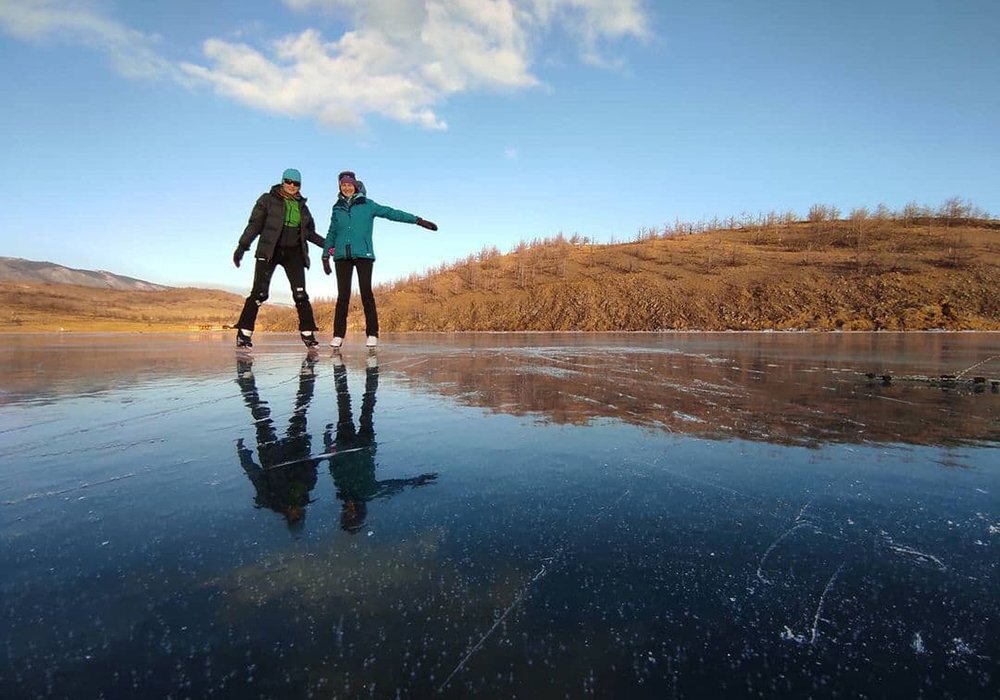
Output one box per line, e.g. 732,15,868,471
0,257,169,292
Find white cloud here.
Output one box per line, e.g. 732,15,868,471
186,0,649,129
525,0,651,67
0,0,651,130
0,0,178,80
180,26,450,129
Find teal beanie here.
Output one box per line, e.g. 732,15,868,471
282,168,301,183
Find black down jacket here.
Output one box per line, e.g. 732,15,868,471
238,184,326,267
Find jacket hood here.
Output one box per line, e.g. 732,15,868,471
270,183,306,203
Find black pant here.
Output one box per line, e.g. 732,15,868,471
333,258,377,338
236,247,317,332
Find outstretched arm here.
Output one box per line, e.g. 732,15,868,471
370,201,437,230
374,473,439,499
370,201,418,225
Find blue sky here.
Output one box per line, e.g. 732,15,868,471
1,0,998,301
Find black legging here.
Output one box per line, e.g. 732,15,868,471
333,258,377,338
236,246,317,332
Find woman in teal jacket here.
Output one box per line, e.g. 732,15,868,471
322,170,437,348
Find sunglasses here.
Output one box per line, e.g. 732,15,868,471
283,179,300,186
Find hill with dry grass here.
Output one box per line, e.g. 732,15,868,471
0,283,259,331
3,201,998,333
292,207,999,333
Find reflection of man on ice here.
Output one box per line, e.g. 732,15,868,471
325,356,437,533
235,356,320,531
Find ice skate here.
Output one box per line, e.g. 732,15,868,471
235,329,253,351
300,331,319,348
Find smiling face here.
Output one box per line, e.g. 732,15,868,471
282,178,301,196
340,181,356,197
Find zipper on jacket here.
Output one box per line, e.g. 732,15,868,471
345,206,353,257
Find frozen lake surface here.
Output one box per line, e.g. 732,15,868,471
1,332,998,698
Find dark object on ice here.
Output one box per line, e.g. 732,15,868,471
862,370,998,393
236,329,253,349
864,372,894,385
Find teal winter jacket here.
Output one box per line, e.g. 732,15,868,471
323,184,418,261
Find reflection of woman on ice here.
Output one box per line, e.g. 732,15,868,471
325,357,437,533
322,170,437,348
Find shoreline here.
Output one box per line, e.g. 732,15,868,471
3,328,1000,335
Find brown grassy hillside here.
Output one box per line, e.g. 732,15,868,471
0,283,262,331
294,212,1000,333
3,206,998,333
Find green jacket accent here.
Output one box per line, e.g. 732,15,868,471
283,198,301,228
323,185,418,261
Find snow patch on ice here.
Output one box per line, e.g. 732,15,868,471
672,411,704,423
780,626,807,644
881,533,947,571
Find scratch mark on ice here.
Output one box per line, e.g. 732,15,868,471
795,498,814,523
439,488,631,692
3,472,138,505
882,534,947,571
868,394,919,406
438,564,549,692
810,562,844,645
955,354,999,379
756,502,816,584
756,523,811,584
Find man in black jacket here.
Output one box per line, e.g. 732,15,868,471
233,168,325,349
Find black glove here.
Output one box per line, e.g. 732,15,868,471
416,217,438,231
233,246,246,268
322,256,332,275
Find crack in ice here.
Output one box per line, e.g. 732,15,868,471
756,501,817,584
810,563,845,645
438,488,631,692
